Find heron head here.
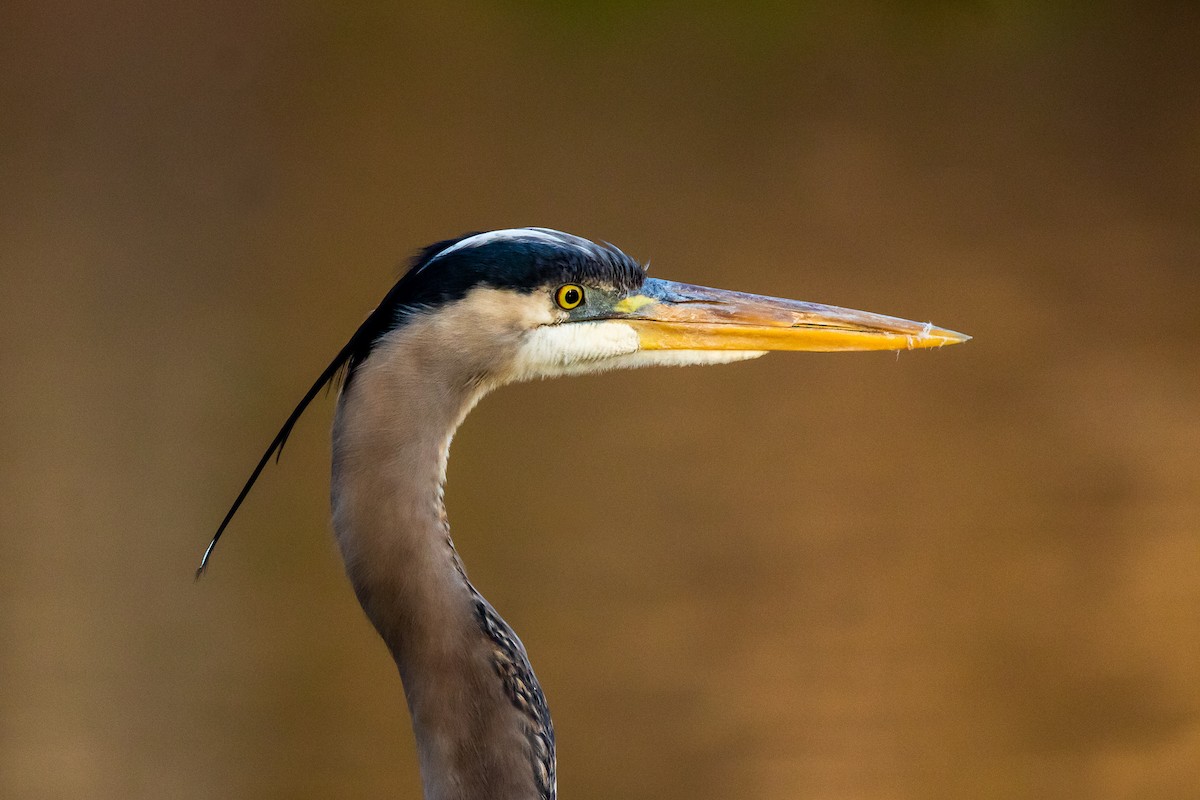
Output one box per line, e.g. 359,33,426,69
349,227,968,390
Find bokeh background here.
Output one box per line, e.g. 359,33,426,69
2,2,1198,798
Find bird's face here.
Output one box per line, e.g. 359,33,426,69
440,274,968,388
351,228,967,391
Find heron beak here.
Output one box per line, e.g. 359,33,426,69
609,278,970,352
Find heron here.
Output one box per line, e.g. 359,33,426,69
199,227,968,800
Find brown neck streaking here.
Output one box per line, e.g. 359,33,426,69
330,320,554,800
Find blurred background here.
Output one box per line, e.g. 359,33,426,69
2,2,1198,798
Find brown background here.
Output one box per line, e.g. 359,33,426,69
2,2,1198,798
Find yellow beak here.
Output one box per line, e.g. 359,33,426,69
608,279,969,352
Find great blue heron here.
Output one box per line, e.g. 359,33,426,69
199,228,968,800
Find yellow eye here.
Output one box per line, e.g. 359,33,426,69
555,284,584,310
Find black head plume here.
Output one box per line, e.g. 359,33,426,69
196,228,644,577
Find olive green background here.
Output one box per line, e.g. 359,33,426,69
2,2,1197,798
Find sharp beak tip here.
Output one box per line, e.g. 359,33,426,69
920,326,971,348
936,328,972,347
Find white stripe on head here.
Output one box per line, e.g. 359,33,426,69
423,228,586,271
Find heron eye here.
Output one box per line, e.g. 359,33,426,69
555,284,584,310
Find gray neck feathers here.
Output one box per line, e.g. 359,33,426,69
330,323,555,800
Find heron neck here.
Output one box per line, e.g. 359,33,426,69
330,332,553,800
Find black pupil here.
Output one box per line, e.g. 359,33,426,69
563,288,580,305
